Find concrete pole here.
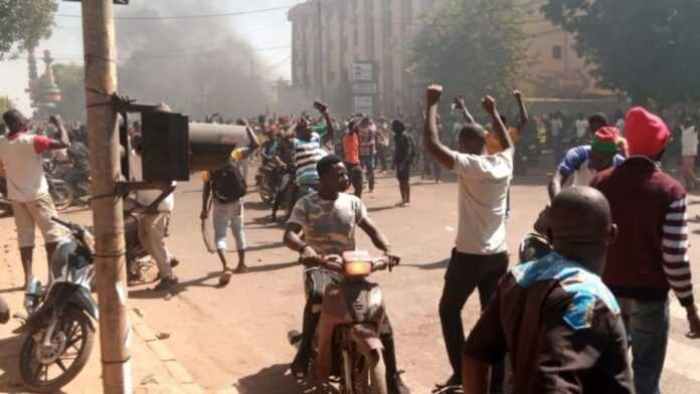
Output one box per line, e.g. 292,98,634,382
80,1,132,393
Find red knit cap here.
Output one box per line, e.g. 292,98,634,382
591,127,620,154
624,107,670,157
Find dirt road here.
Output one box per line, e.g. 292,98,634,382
2,172,700,393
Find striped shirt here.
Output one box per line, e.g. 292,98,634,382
662,197,694,304
293,132,326,186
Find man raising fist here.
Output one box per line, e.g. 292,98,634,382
423,85,513,393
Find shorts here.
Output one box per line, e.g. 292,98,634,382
12,194,66,248
213,199,246,252
396,164,411,181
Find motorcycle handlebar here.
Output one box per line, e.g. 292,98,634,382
51,216,75,229
304,254,400,273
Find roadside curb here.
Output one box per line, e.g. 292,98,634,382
128,308,217,394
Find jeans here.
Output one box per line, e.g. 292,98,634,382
439,249,508,391
360,155,375,191
213,200,246,252
618,297,669,394
345,163,364,197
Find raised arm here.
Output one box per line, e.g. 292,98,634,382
453,95,475,124
48,115,71,150
513,90,529,132
315,101,335,146
424,85,456,170
482,96,513,151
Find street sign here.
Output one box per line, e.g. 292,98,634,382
352,82,378,95
351,62,375,82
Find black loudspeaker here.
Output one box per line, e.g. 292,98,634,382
141,111,190,182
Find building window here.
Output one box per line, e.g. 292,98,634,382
552,45,562,60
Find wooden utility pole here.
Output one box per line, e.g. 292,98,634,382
80,1,132,393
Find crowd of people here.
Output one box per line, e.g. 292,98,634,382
2,82,700,394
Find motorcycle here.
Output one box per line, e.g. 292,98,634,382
256,158,286,207
48,176,75,212
19,217,97,393
290,251,398,394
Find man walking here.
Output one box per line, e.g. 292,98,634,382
392,120,415,207
592,107,700,394
201,126,260,284
462,187,633,394
342,118,363,198
423,85,513,393
359,117,377,193
0,110,70,297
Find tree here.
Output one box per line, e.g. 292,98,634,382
0,0,58,59
542,0,700,106
53,63,86,121
410,0,527,115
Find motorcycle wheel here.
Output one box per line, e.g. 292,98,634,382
20,307,95,393
50,181,75,212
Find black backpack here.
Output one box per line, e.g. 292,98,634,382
210,163,247,203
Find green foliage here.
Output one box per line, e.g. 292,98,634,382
543,0,700,105
53,63,86,121
0,0,58,59
410,0,527,112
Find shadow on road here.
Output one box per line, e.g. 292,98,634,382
0,334,62,393
244,242,285,253
0,287,23,295
235,363,301,394
245,260,298,274
402,258,449,270
128,271,222,299
367,205,397,213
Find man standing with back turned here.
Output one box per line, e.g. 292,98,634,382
423,85,513,394
592,107,700,394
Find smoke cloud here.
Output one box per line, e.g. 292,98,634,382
114,0,272,121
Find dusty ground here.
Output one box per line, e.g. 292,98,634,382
1,171,699,393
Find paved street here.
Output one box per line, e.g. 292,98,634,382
2,171,700,393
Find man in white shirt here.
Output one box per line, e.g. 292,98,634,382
0,110,70,290
423,86,512,393
129,114,179,292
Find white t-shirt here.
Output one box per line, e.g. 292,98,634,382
129,151,175,212
0,133,51,202
451,148,513,255
681,125,698,157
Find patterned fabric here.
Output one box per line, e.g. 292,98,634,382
662,197,693,304
287,192,367,256
293,133,326,186
513,252,620,330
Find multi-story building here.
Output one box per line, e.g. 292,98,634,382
288,0,437,117
287,0,607,116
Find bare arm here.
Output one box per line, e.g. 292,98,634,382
548,171,570,201
454,96,475,124
358,217,391,253
315,101,335,146
284,223,307,252
482,96,513,151
48,115,71,150
462,355,491,394
238,126,261,160
424,85,456,170
513,90,529,131
201,178,211,219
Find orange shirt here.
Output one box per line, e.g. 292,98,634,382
485,127,520,154
343,133,360,165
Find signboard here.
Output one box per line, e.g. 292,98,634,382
353,96,374,116
352,82,378,95
351,62,375,82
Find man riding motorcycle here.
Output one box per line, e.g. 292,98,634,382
283,154,410,394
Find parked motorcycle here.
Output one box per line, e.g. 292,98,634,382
19,217,97,393
290,251,398,394
48,177,75,212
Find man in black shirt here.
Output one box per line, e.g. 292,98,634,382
462,187,633,394
392,120,415,206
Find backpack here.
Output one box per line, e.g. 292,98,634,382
210,163,247,203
